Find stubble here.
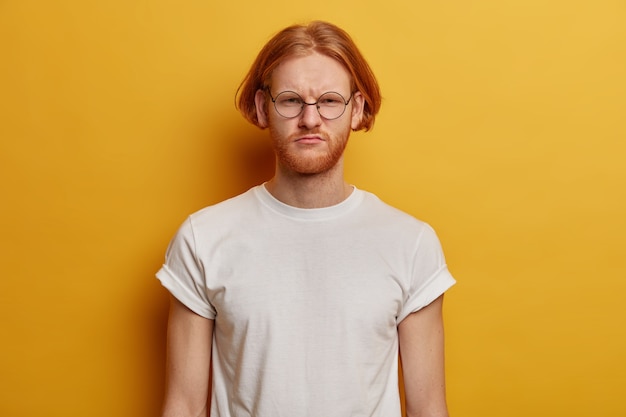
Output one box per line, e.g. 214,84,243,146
270,127,351,175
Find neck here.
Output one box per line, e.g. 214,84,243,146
265,161,352,209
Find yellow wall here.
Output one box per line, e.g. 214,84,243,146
1,1,624,416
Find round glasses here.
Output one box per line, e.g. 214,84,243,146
268,90,353,120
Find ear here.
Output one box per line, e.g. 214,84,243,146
254,89,269,129
350,91,365,131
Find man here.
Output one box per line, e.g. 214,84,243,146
157,21,455,417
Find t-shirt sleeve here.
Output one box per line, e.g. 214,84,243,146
397,223,456,324
156,217,216,319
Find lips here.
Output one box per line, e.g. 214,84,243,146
294,133,326,144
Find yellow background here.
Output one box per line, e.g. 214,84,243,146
1,1,624,416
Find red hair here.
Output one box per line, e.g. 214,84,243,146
236,21,381,131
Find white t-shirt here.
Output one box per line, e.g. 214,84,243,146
157,185,455,417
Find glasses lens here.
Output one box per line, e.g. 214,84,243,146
317,92,347,119
272,91,349,119
274,92,304,118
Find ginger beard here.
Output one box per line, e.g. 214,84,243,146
268,123,352,175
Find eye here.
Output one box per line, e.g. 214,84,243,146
319,93,344,106
284,97,302,105
276,92,303,107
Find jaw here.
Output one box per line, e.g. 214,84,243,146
273,138,348,176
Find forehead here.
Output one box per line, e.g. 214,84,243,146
270,52,352,95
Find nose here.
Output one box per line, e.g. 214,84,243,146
298,103,322,129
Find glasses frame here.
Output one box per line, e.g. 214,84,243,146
267,89,354,120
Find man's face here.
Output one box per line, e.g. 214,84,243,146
255,52,364,176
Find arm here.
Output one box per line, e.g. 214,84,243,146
162,295,214,417
398,295,449,417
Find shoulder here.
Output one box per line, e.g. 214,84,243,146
188,186,261,227
357,189,430,231
355,190,448,254
166,186,263,249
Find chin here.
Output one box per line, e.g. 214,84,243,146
280,148,345,175
286,159,337,175
271,128,351,175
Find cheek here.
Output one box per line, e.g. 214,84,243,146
268,115,298,137
268,119,290,144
